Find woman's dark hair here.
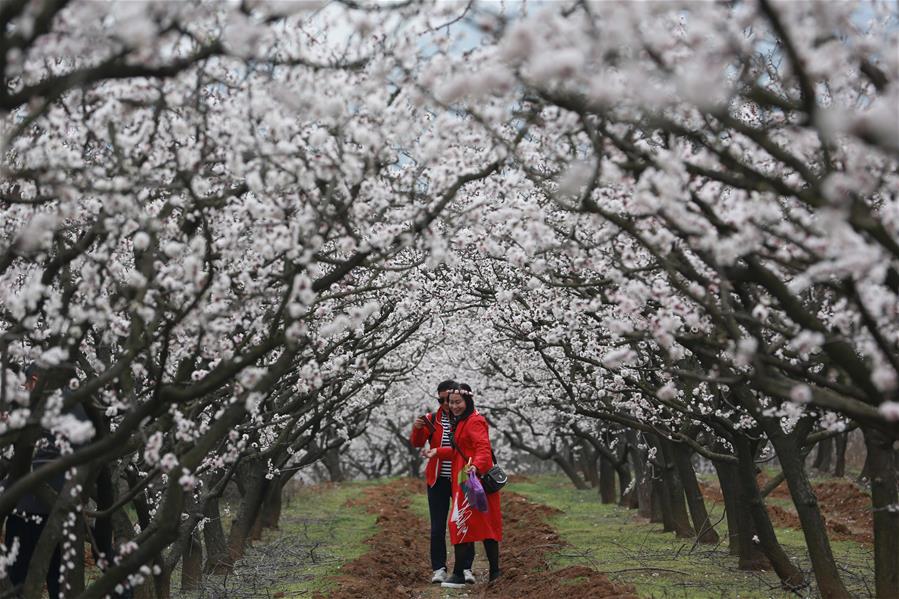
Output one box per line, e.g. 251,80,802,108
450,383,475,423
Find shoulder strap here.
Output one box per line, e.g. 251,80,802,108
451,419,497,465
451,418,468,461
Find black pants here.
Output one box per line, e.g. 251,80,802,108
4,513,62,599
426,477,452,571
453,539,499,575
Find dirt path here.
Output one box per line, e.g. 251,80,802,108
318,478,638,599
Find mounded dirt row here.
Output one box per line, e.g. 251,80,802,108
317,478,638,599
700,474,873,545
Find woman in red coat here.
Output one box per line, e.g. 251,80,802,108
426,386,502,587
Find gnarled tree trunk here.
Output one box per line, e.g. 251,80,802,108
260,480,284,530
554,453,590,490
714,458,757,561
322,447,345,482
598,453,617,504
655,437,693,538
813,436,833,473
579,440,600,488
671,442,719,544
833,432,848,478
766,424,850,598
863,427,899,599
734,437,806,591
181,529,203,592
203,496,230,574
225,460,269,567
627,432,653,519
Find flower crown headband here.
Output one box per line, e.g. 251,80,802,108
453,389,474,397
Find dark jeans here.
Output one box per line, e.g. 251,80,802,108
427,477,452,570
4,513,61,599
453,539,499,575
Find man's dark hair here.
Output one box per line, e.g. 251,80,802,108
436,379,457,393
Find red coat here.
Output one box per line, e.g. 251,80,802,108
409,406,453,487
435,412,503,544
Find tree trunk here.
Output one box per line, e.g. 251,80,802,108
656,438,694,538
860,445,872,482
69,518,86,595
580,441,600,488
132,579,156,599
250,510,265,542
638,470,654,519
734,436,806,590
226,461,269,567
322,447,345,482
766,425,850,598
627,433,653,519
154,566,172,599
598,453,617,504
813,436,833,473
112,508,137,543
671,442,719,544
408,449,422,478
203,496,231,574
553,454,590,490
616,458,636,508
23,468,91,598
863,427,899,599
652,475,670,527
713,459,751,559
833,432,848,478
181,529,203,591
261,482,284,530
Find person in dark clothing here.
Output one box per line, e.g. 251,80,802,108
1,363,133,598
4,510,63,598
1,363,84,599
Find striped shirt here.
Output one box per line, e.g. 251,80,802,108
438,412,452,478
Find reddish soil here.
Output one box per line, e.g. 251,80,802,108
316,478,430,598
756,472,791,500
700,483,724,504
812,480,873,544
319,478,638,599
699,476,873,544
765,504,802,530
491,493,637,598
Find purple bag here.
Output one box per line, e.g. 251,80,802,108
466,470,489,512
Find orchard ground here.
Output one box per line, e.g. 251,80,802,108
171,474,873,599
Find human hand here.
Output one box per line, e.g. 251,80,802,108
422,448,437,459
413,416,426,430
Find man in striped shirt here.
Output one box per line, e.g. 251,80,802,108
411,380,474,584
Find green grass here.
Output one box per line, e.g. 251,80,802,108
173,478,388,598
271,479,388,597
511,475,874,599
409,483,431,521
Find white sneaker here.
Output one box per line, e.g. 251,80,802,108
431,567,447,583
463,569,476,584
441,573,467,588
